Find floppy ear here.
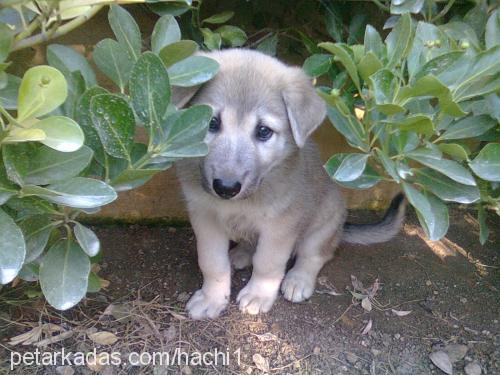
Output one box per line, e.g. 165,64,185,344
282,68,327,148
171,85,203,108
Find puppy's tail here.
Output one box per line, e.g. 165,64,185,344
342,193,406,245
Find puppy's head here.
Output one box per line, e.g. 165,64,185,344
175,49,326,200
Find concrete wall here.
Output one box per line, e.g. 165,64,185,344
11,7,399,221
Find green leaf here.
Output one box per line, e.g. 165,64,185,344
374,149,400,182
369,69,405,115
357,52,383,81
364,25,384,60
407,154,476,186
384,115,434,136
21,145,92,185
453,46,500,101
111,168,163,192
319,42,360,92
90,94,135,161
402,182,448,240
151,15,181,54
256,33,278,57
39,239,90,310
74,222,100,257
75,87,108,164
469,143,500,181
129,52,170,144
201,28,222,50
302,54,332,77
0,161,17,204
390,0,424,14
440,22,479,49
87,271,101,293
325,105,368,151
215,25,247,47
477,204,489,245
414,168,480,204
0,208,25,284
0,22,13,63
31,116,85,152
463,0,488,40
325,155,380,189
93,39,134,92
414,51,465,82
202,11,234,24
485,9,499,49
46,44,97,87
108,5,141,61
161,104,212,156
440,115,496,140
18,215,55,263
325,6,343,43
386,13,413,69
0,74,21,109
21,177,117,209
17,66,67,121
167,56,219,87
324,153,369,182
437,143,469,162
159,40,198,67
398,75,465,117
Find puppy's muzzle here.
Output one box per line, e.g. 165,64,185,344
212,178,242,199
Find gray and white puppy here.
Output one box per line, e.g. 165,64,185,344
175,49,405,320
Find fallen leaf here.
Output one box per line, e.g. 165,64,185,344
170,311,187,320
444,344,468,363
89,331,118,345
253,353,270,373
87,352,108,372
8,323,64,346
368,278,380,298
391,309,412,316
255,332,278,342
429,351,453,375
361,319,373,335
361,297,372,312
101,304,133,323
351,275,365,292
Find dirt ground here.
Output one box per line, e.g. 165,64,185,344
1,207,498,375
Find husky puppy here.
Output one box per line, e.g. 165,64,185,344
175,49,405,319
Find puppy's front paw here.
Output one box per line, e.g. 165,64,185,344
281,270,315,302
186,289,228,319
237,279,279,315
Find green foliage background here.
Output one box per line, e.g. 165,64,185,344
0,0,498,310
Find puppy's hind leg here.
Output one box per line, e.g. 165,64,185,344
229,241,255,270
281,225,341,303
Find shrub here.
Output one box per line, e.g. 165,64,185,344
0,2,217,309
308,0,499,243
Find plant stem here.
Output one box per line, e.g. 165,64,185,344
11,5,104,52
431,0,456,22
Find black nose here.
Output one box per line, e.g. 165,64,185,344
212,179,241,199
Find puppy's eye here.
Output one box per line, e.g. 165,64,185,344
209,116,221,133
255,125,273,141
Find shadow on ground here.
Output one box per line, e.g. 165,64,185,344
1,208,498,374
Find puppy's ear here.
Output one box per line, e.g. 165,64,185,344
171,85,202,108
282,68,326,148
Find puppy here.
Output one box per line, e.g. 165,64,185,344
175,49,405,319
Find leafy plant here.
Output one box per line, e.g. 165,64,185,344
312,0,499,243
0,3,217,309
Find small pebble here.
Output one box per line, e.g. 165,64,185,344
464,362,482,375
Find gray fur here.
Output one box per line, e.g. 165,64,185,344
174,49,405,319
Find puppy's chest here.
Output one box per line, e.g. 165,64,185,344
217,210,261,242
